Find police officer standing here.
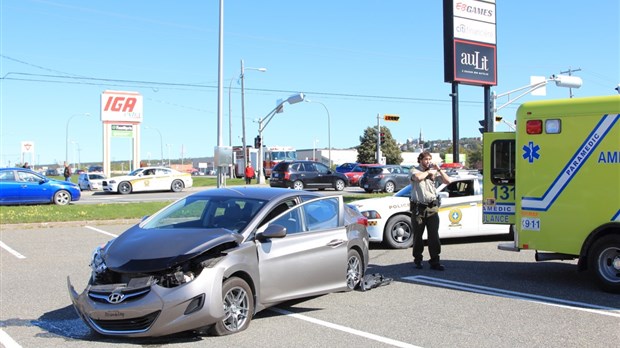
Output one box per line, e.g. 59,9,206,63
409,151,451,270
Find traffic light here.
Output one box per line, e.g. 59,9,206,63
495,115,503,123
254,136,262,148
383,114,400,122
478,120,487,134
380,132,385,144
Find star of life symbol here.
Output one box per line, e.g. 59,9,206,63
522,141,540,163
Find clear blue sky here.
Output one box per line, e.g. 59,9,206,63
1,0,618,167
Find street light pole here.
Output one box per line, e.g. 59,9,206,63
145,126,164,166
256,93,305,184
65,113,90,165
240,59,267,175
305,100,331,168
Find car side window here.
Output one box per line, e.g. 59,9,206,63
443,180,475,197
259,199,298,228
304,197,339,230
0,171,16,181
315,163,329,174
17,171,39,182
303,162,317,172
270,208,303,234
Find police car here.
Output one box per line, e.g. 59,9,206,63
103,167,193,194
350,171,511,249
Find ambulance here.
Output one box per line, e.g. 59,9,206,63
482,95,619,293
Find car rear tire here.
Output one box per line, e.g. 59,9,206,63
171,179,184,192
210,277,254,336
293,180,304,190
346,249,363,290
52,190,71,205
588,235,620,293
384,181,395,193
334,179,345,191
384,215,413,249
118,181,132,194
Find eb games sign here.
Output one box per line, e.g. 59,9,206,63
100,90,143,122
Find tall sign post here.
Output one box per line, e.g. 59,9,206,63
101,90,143,176
443,0,497,164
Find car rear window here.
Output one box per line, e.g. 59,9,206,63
367,167,384,175
273,162,289,171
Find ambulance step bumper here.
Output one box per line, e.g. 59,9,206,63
498,242,520,252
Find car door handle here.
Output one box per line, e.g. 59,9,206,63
326,239,346,247
470,202,477,206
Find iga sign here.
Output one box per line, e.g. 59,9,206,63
101,90,143,122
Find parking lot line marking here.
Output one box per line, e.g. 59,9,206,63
403,275,620,318
270,307,422,348
85,226,118,238
0,241,26,259
0,328,22,348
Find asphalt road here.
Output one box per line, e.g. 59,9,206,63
1,223,618,348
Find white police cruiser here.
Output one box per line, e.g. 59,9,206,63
350,171,511,248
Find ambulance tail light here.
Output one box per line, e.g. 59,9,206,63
526,120,543,134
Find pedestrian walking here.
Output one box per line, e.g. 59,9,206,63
63,162,72,182
244,164,255,185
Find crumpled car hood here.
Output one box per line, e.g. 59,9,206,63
103,225,244,273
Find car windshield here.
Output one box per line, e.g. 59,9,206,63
271,151,296,161
141,195,267,233
127,169,144,176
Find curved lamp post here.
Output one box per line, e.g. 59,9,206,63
256,93,305,184
65,113,90,165
305,99,331,168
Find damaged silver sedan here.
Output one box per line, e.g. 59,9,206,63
67,187,369,337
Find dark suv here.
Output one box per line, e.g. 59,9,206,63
269,160,349,191
359,165,410,193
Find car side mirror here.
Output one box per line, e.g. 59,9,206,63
256,224,287,241
438,192,449,200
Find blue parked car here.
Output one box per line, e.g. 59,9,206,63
335,162,358,173
0,168,81,205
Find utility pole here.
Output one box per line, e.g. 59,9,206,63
560,67,581,98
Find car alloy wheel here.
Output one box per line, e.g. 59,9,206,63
53,190,71,205
384,181,395,193
346,249,363,290
334,179,345,191
293,180,304,190
171,179,184,192
118,182,132,194
210,277,254,335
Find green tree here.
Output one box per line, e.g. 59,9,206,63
356,126,403,164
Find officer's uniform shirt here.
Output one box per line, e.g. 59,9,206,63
409,165,438,204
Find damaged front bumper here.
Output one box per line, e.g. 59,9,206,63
67,266,226,337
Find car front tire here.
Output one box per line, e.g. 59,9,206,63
384,181,395,193
118,181,132,194
171,179,184,192
52,190,71,205
210,277,254,336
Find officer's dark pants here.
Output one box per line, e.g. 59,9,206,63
411,209,441,265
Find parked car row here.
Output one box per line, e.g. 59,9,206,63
269,160,349,191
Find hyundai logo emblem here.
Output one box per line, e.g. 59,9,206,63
107,292,125,304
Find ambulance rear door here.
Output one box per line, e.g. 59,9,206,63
482,132,516,225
